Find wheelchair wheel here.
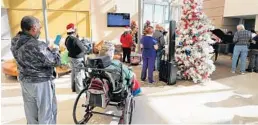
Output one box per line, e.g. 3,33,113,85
119,95,134,124
73,88,94,124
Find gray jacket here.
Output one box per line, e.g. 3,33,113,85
152,30,165,50
11,32,61,83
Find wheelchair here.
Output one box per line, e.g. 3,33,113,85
72,56,135,124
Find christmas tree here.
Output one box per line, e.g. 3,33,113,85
175,0,216,83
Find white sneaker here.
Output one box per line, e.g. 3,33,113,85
241,72,245,75
232,71,236,74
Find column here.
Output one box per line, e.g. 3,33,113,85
255,15,258,32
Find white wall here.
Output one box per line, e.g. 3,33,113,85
224,0,258,17
1,8,11,40
1,8,12,58
255,15,258,31
91,0,138,43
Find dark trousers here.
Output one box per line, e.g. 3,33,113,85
141,56,155,83
122,47,131,63
248,50,258,71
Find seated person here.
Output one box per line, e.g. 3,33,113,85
87,48,141,96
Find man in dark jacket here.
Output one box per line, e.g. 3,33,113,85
65,23,88,93
152,24,165,71
247,34,258,73
11,16,61,124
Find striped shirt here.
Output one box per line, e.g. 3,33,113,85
233,30,252,45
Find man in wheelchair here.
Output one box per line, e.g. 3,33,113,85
79,49,140,107
72,47,140,124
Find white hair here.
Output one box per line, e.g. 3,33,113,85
237,24,245,31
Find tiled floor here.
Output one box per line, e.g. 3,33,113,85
1,55,258,124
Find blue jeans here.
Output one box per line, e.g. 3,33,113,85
232,45,249,72
155,49,162,71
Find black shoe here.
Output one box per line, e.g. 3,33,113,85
246,68,253,72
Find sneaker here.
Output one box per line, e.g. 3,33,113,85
232,71,236,74
149,81,155,84
246,68,253,72
241,72,245,75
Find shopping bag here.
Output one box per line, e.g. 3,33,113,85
132,76,141,96
61,50,69,65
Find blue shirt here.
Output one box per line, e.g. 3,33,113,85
141,36,157,57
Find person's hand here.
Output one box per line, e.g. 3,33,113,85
49,44,59,50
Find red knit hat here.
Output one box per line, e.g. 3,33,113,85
66,23,76,33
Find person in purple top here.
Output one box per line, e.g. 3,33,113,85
140,26,158,83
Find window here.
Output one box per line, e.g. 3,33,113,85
143,4,154,23
164,6,169,22
154,5,164,24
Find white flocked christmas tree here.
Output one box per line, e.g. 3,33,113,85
175,0,216,83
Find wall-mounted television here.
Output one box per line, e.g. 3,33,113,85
107,13,130,27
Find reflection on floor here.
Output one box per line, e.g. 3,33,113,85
1,55,258,124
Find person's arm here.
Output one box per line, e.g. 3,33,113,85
153,39,158,50
159,33,166,47
233,32,238,43
36,42,61,67
140,44,143,49
154,44,158,50
253,34,258,42
75,38,88,58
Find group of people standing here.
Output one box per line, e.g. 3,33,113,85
231,24,258,74
120,20,167,84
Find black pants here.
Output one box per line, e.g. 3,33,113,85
122,47,131,63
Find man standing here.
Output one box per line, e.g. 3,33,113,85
152,24,165,71
11,16,61,124
232,24,252,74
247,34,258,73
65,23,88,93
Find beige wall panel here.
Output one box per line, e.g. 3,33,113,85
76,12,88,38
224,0,258,17
255,15,258,32
47,11,77,39
208,16,223,28
7,10,90,40
203,7,224,17
48,0,90,11
203,0,225,9
6,0,42,9
91,0,138,43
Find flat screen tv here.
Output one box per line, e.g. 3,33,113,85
107,13,130,27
